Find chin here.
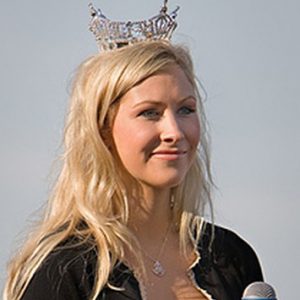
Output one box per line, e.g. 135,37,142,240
144,174,187,189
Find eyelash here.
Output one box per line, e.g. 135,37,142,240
138,106,196,120
138,109,160,119
178,106,196,115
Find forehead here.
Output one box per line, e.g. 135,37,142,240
120,65,195,106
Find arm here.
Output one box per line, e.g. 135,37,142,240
21,246,96,300
195,223,264,300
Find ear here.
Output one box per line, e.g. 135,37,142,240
99,98,121,151
100,121,113,151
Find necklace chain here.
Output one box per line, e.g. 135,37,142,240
140,221,172,277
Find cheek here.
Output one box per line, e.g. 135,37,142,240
186,117,201,149
112,122,132,159
112,120,156,166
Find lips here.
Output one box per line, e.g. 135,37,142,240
151,149,187,160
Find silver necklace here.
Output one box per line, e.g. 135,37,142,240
141,222,172,277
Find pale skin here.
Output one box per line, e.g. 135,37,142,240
112,65,209,299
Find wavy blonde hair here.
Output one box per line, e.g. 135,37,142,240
4,41,213,300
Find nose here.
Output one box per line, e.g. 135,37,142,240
160,112,184,143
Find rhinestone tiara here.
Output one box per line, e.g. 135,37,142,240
88,0,180,51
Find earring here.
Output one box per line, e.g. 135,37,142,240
170,195,175,209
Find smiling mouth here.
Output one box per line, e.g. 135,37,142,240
151,150,187,160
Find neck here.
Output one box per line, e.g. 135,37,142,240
128,186,173,238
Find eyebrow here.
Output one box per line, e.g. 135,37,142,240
132,95,196,108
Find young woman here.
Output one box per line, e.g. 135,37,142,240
4,5,263,300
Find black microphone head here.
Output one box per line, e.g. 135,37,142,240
242,281,277,299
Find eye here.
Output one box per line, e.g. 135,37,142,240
138,109,160,120
178,106,196,115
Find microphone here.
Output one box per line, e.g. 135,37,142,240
242,281,277,300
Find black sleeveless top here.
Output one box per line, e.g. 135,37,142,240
21,223,263,300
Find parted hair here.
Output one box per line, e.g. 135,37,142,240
4,41,213,300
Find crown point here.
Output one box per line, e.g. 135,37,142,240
161,0,168,14
88,3,97,17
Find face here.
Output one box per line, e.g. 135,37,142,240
111,64,200,189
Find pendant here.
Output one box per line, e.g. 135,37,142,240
152,260,165,277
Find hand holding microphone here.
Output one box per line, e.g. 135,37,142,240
242,282,277,300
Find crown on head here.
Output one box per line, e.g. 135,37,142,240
89,0,180,51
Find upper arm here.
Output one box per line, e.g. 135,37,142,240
223,228,264,285
194,223,264,300
21,248,95,300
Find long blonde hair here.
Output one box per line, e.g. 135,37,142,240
4,41,213,300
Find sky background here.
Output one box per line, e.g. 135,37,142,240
1,0,299,298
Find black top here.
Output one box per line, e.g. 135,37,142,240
21,223,263,300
